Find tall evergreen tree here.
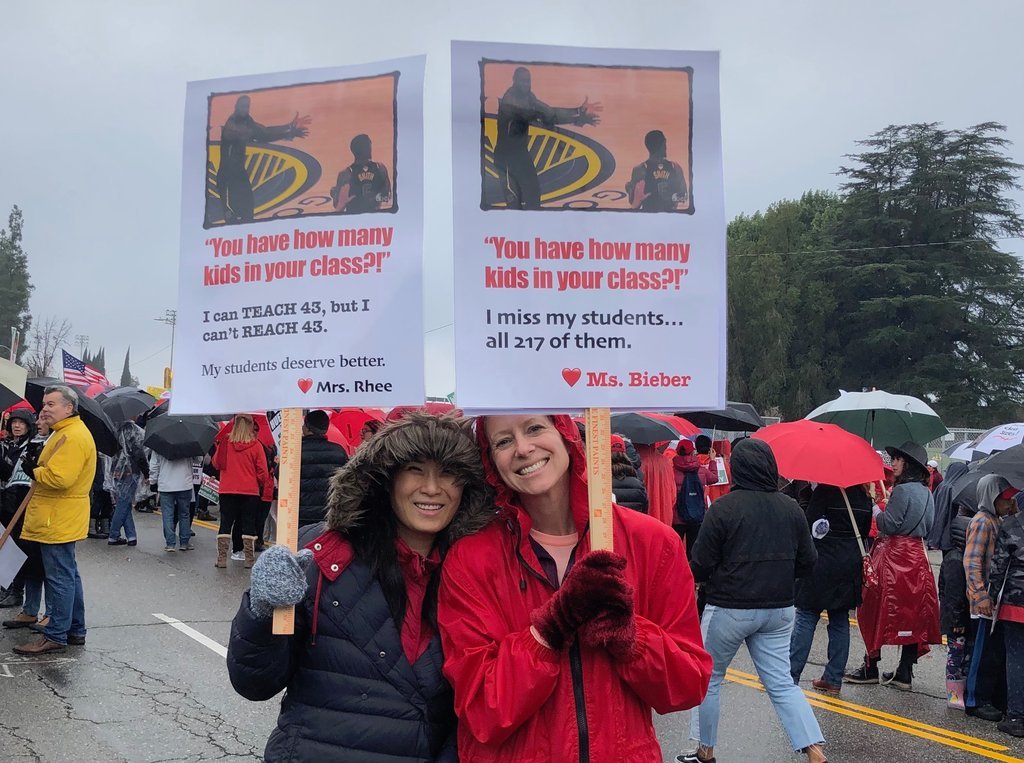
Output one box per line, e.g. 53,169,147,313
0,206,33,363
120,348,133,387
94,347,106,376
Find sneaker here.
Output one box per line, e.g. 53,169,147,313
967,704,1005,722
67,633,86,646
107,538,128,546
882,670,912,691
812,678,841,695
180,543,194,551
997,718,1024,737
230,551,245,561
0,589,24,608
165,546,176,552
127,539,137,546
844,663,879,684
677,752,716,763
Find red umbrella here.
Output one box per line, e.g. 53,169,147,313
3,399,35,416
330,408,386,445
644,412,701,438
753,420,884,488
216,413,276,450
325,423,353,455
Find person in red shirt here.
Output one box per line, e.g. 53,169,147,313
212,414,270,569
438,414,711,762
226,412,494,761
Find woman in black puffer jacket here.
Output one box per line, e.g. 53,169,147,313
611,435,648,513
227,413,494,762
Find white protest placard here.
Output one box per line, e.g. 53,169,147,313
451,42,726,412
0,521,27,590
173,58,426,415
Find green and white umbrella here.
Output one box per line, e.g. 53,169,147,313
805,390,948,448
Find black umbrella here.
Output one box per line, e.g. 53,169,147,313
99,389,157,425
950,467,986,513
144,415,219,460
25,377,118,455
975,444,1024,490
0,357,28,411
609,412,686,445
677,401,765,432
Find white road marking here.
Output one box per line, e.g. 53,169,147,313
152,613,227,658
0,664,12,678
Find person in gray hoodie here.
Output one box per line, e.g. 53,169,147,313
963,474,1018,722
149,452,201,552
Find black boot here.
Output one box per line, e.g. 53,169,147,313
844,655,879,684
98,517,111,537
883,646,916,690
87,519,102,539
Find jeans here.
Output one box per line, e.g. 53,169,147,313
39,542,86,645
1005,621,1024,719
790,608,851,687
690,605,824,752
161,490,193,547
108,477,138,541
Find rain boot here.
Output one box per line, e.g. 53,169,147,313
215,535,230,569
242,535,256,569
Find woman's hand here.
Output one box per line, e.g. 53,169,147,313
531,550,634,651
248,546,314,619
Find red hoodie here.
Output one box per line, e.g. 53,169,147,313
212,439,270,498
438,415,711,762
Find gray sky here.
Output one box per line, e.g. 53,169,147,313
2,0,1022,395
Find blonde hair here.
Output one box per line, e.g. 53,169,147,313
228,415,256,443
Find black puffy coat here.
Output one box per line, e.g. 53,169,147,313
938,511,971,634
990,512,1024,611
690,439,817,609
613,472,649,513
227,413,495,762
794,485,873,612
297,435,348,527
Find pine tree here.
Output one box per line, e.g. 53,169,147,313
120,348,133,387
0,207,32,364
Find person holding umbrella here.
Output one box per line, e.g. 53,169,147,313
846,441,941,690
107,420,149,546
438,414,711,762
789,483,874,694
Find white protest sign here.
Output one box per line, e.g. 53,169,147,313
451,42,726,412
173,58,426,415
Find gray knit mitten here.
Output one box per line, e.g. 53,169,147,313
248,546,314,619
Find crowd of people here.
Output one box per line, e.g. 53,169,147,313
2,397,1023,759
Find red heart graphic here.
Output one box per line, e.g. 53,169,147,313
297,378,313,394
561,368,582,387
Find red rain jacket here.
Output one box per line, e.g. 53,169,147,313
212,439,270,498
438,415,711,762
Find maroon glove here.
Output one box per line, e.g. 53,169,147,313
531,550,634,651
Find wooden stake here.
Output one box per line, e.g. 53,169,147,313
584,407,613,551
272,408,304,635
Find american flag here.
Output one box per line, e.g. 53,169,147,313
62,350,111,387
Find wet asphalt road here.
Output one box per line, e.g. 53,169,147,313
1,513,1022,762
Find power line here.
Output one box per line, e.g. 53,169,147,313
728,236,1019,258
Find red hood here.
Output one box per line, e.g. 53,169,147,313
228,439,263,453
475,414,591,533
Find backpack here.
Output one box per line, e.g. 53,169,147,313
675,471,706,525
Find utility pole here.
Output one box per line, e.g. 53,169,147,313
155,309,177,387
74,334,89,357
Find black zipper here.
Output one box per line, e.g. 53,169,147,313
569,641,590,763
511,522,590,762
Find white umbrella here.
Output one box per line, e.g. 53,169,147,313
805,389,948,448
959,422,1024,457
944,441,977,462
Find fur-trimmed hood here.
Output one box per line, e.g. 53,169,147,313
324,412,495,542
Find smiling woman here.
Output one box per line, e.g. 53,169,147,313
226,412,495,762
437,413,712,762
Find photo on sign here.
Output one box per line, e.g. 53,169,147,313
203,72,399,228
478,60,693,213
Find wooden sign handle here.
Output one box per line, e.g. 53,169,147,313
584,408,613,551
272,408,304,635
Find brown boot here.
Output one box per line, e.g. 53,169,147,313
215,535,230,568
242,535,256,569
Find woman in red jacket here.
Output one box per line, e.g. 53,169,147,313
212,414,270,569
438,414,711,762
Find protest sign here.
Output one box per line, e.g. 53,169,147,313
451,41,726,412
173,58,426,415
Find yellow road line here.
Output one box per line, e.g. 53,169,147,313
724,668,1021,761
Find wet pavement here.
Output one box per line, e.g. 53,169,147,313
1,513,1021,762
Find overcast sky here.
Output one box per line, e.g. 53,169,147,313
2,0,1022,395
